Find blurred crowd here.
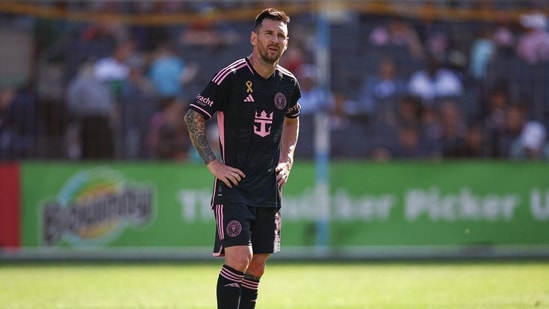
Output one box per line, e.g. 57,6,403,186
0,0,549,162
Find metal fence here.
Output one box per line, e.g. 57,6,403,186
1,1,548,162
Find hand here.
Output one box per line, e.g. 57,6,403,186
207,160,246,188
275,161,292,188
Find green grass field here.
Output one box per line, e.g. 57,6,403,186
1,261,548,308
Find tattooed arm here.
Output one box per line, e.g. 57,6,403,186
184,109,245,187
184,109,217,164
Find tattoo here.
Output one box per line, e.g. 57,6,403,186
184,109,217,164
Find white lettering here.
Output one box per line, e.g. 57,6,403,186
177,190,213,222
405,189,428,220
175,187,525,223
282,188,321,220
331,189,396,221
404,187,520,222
196,95,214,106
282,188,397,222
530,188,549,220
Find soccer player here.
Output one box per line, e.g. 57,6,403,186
184,8,301,309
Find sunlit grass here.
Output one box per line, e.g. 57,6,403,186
1,261,548,308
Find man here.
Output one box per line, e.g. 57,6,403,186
66,60,116,159
184,8,300,309
516,11,549,64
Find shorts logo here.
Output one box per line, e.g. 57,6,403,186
226,220,242,237
274,92,287,110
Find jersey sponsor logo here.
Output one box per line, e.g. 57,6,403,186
254,110,273,137
244,94,255,102
274,92,287,109
226,220,242,237
196,94,214,107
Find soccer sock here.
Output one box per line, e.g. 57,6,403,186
217,264,244,309
239,274,260,309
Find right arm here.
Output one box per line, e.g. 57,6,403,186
184,109,245,187
184,108,217,165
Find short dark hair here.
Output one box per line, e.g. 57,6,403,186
253,8,290,32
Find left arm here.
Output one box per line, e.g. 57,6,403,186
276,116,299,187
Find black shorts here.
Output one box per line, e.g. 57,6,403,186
212,203,281,257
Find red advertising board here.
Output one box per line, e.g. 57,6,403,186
0,163,20,248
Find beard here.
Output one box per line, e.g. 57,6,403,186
259,43,283,65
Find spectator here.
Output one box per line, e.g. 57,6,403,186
357,56,407,116
65,61,116,159
389,122,437,160
148,42,198,100
146,96,191,161
415,1,452,61
436,99,468,158
329,92,355,130
396,94,423,127
80,2,130,44
502,104,549,160
280,44,306,74
94,39,136,100
420,103,442,146
510,122,549,160
492,17,516,56
407,53,463,105
369,145,393,162
461,122,492,158
296,64,333,115
179,6,239,50
119,57,157,159
123,57,156,97
516,11,549,64
293,64,334,159
480,84,511,157
369,16,424,59
0,87,16,159
0,84,42,160
469,26,495,80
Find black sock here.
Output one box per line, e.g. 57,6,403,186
239,274,260,309
217,264,244,309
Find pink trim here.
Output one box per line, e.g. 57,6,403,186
241,278,260,290
217,112,225,162
212,59,248,85
212,247,224,257
215,204,224,240
220,266,244,282
189,104,212,119
277,65,296,78
210,182,217,209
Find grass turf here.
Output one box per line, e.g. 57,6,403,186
1,261,548,308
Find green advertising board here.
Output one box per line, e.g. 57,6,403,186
327,161,549,248
21,161,549,255
22,162,219,249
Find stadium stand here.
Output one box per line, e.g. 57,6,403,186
0,1,548,161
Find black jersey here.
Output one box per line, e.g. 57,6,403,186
189,58,301,208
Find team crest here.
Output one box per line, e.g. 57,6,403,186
226,220,242,237
274,92,287,110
